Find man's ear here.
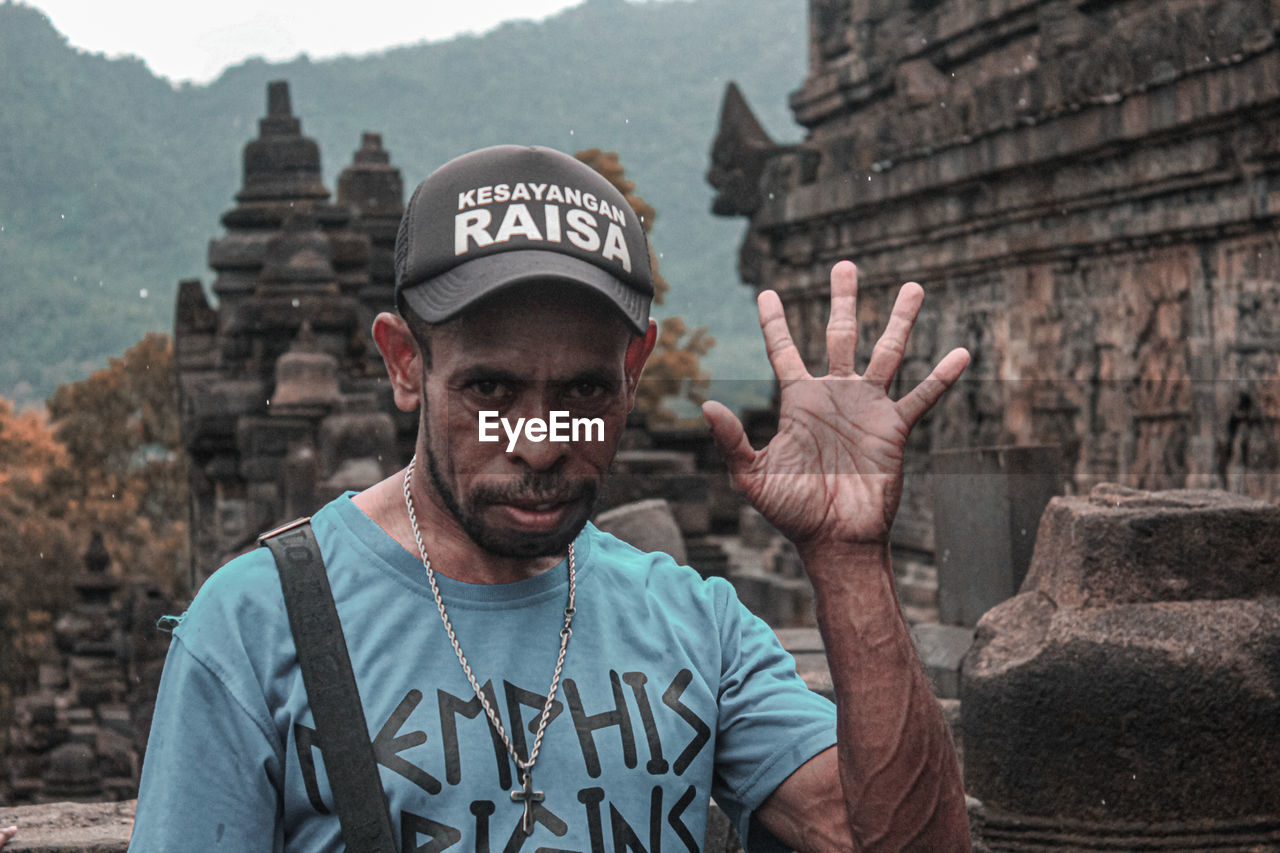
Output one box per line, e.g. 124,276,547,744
372,312,424,412
623,318,658,410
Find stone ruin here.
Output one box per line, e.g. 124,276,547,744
710,0,1280,548
3,534,173,807
707,0,1280,749
174,81,414,590
964,484,1280,849
703,0,1280,847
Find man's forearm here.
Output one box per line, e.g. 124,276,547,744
802,540,970,852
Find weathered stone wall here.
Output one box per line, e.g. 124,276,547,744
711,0,1280,555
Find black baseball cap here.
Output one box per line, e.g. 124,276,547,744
394,145,653,333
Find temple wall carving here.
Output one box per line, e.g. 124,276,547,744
711,0,1280,553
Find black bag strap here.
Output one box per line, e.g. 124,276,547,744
259,518,398,853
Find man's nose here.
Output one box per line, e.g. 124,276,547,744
506,402,569,471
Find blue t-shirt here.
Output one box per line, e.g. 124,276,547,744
130,494,836,852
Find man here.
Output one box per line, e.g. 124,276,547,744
129,145,970,851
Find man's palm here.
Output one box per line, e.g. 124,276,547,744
702,261,969,550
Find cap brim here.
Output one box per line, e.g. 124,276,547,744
400,249,650,334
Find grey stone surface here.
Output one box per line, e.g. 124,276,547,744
736,506,779,549
909,623,975,700
1022,483,1280,608
963,485,1280,844
728,570,814,628
0,800,133,852
775,627,824,655
932,446,1062,627
594,498,687,564
712,0,1280,552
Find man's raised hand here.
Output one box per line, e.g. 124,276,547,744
701,260,969,554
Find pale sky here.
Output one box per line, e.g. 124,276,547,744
27,0,611,85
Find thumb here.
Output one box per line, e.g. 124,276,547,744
701,400,756,482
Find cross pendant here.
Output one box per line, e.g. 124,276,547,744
511,769,544,837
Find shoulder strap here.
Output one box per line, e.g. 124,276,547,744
259,518,398,853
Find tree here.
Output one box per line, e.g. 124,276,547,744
0,333,189,700
575,148,715,426
45,333,188,597
0,398,79,696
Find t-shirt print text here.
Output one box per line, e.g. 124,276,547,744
293,668,713,852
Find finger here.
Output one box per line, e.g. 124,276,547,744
757,290,810,386
897,347,970,428
825,261,859,377
701,400,758,483
863,282,924,390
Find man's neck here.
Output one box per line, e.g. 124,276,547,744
351,471,564,584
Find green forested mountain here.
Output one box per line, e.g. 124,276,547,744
0,0,807,404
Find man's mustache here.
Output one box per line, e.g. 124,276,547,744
469,473,596,506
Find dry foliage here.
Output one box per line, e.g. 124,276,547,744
1,334,188,691
574,148,715,426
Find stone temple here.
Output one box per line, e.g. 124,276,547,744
710,0,1280,553
708,1,1280,848
174,81,415,589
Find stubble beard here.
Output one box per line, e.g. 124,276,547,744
420,418,599,560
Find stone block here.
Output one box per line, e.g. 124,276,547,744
0,799,135,852
95,729,136,779
774,627,824,655
1022,483,1280,608
963,486,1280,844
775,627,833,698
62,710,92,729
598,472,710,536
728,570,814,628
771,541,803,579
594,499,686,564
95,708,131,740
737,506,778,548
35,667,63,691
931,445,1062,627
669,499,711,538
65,726,96,749
613,449,696,474
966,595,1280,823
684,538,730,579
14,696,57,728
910,623,975,700
896,574,939,610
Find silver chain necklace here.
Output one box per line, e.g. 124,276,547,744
402,456,576,837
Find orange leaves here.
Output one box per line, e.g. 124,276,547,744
0,400,66,485
1,332,188,631
574,149,715,426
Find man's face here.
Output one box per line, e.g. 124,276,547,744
413,285,645,559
